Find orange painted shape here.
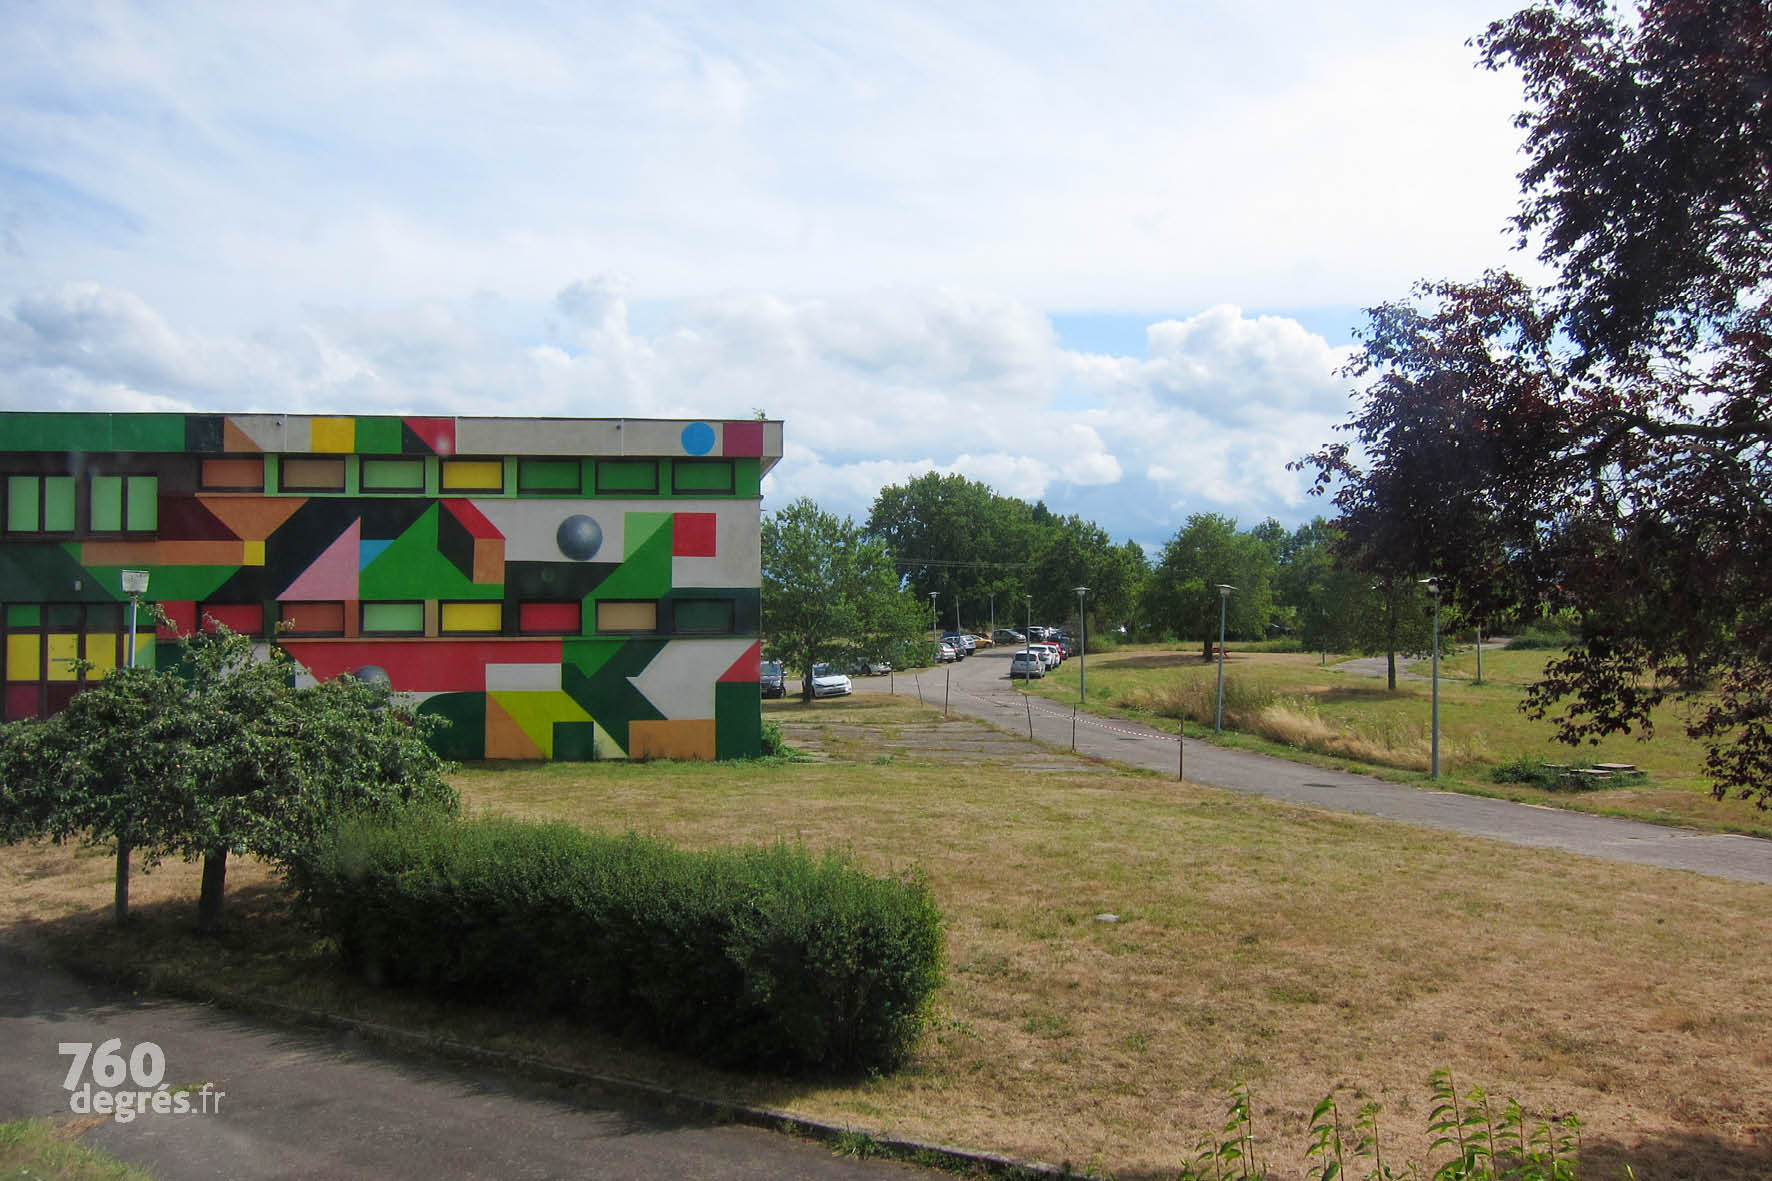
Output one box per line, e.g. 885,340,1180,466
222,419,262,453
718,640,763,683
628,719,717,761
485,697,545,759
81,540,248,566
472,537,505,584
198,496,306,541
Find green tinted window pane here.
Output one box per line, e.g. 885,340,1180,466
91,476,124,531
6,605,41,627
672,460,734,493
362,602,424,632
125,477,157,531
7,477,38,531
44,477,75,531
362,458,425,490
46,605,82,628
519,458,581,492
674,599,732,633
87,604,122,630
596,459,657,493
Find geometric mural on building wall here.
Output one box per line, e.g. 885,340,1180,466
0,412,780,760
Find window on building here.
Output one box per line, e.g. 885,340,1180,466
89,475,159,533
278,601,346,635
672,459,735,495
199,603,265,636
439,601,502,634
278,456,348,493
198,457,266,492
4,475,76,534
360,458,426,493
440,459,505,494
672,598,734,634
518,601,582,635
517,458,582,495
594,459,659,495
361,601,425,634
595,600,658,634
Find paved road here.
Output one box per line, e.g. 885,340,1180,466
0,945,934,1180
889,650,1772,885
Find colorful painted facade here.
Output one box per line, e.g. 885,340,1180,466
0,412,781,761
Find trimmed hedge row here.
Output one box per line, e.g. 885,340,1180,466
297,811,945,1074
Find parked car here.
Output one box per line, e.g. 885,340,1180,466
936,641,960,663
809,663,853,698
1031,643,1061,668
993,629,1024,645
966,633,989,649
759,659,785,698
1009,650,1045,679
847,658,891,676
940,633,970,658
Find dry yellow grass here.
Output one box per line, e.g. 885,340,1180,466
5,698,1771,1179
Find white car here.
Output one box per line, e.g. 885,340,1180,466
1009,650,1045,679
1030,643,1061,669
809,663,853,697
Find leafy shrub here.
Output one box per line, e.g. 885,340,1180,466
299,811,944,1074
759,717,788,757
1506,617,1578,650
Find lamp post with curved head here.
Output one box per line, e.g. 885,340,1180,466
1419,578,1441,777
1214,584,1235,734
1025,594,1033,677
1073,585,1088,703
120,570,150,668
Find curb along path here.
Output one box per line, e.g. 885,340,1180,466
890,652,1772,886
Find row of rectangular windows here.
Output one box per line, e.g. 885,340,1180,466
0,597,735,659
201,454,739,497
5,475,157,535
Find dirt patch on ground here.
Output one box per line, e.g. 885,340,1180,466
781,716,1108,773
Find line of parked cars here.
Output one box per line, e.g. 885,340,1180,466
1009,626,1075,680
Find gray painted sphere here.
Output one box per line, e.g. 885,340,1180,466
352,666,392,690
556,514,604,561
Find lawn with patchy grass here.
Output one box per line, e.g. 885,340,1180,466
0,1117,151,1180
1027,644,1772,838
5,696,1770,1178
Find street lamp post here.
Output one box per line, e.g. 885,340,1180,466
989,592,996,642
1024,594,1033,679
1073,586,1088,703
1420,579,1441,777
120,569,150,668
1214,584,1235,735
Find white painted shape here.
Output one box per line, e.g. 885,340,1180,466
485,663,563,692
628,637,754,720
468,498,626,562
454,418,623,456
669,500,761,587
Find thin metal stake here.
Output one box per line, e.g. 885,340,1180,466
1025,692,1033,740
1071,705,1077,752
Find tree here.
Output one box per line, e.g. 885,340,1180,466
762,498,924,700
1303,0,1772,804
866,473,1036,626
0,626,457,929
1141,515,1275,659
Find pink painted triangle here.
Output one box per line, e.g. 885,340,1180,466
280,519,362,600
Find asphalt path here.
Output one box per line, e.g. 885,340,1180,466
0,945,935,1180
888,649,1772,886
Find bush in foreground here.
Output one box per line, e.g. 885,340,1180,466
299,811,944,1074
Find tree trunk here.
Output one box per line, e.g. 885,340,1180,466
1385,604,1399,691
197,849,228,934
1201,636,1213,662
114,839,131,926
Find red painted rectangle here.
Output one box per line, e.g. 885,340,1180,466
519,601,581,634
443,497,502,540
672,512,717,557
721,420,764,456
281,638,564,692
3,684,41,722
158,601,197,638
280,602,345,635
200,603,263,635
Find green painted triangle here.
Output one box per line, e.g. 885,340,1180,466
592,514,673,601
623,511,672,559
359,503,501,600
562,636,622,679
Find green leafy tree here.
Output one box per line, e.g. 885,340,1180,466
1141,515,1276,659
0,626,457,930
866,472,1038,628
763,498,924,700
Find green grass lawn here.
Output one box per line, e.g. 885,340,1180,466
1028,644,1772,837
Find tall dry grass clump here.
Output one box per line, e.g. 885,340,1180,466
1114,681,1486,772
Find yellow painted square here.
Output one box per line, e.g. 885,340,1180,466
243,540,265,566
47,634,79,681
441,460,505,492
310,417,355,452
85,636,118,675
5,634,39,680
440,601,503,632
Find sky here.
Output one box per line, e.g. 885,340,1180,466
0,0,1535,552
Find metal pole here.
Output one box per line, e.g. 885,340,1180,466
1475,623,1483,685
1431,591,1441,777
127,595,139,669
990,592,996,642
1074,586,1088,703
1214,585,1233,734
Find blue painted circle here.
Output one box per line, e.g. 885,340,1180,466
681,421,716,455
556,514,604,561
